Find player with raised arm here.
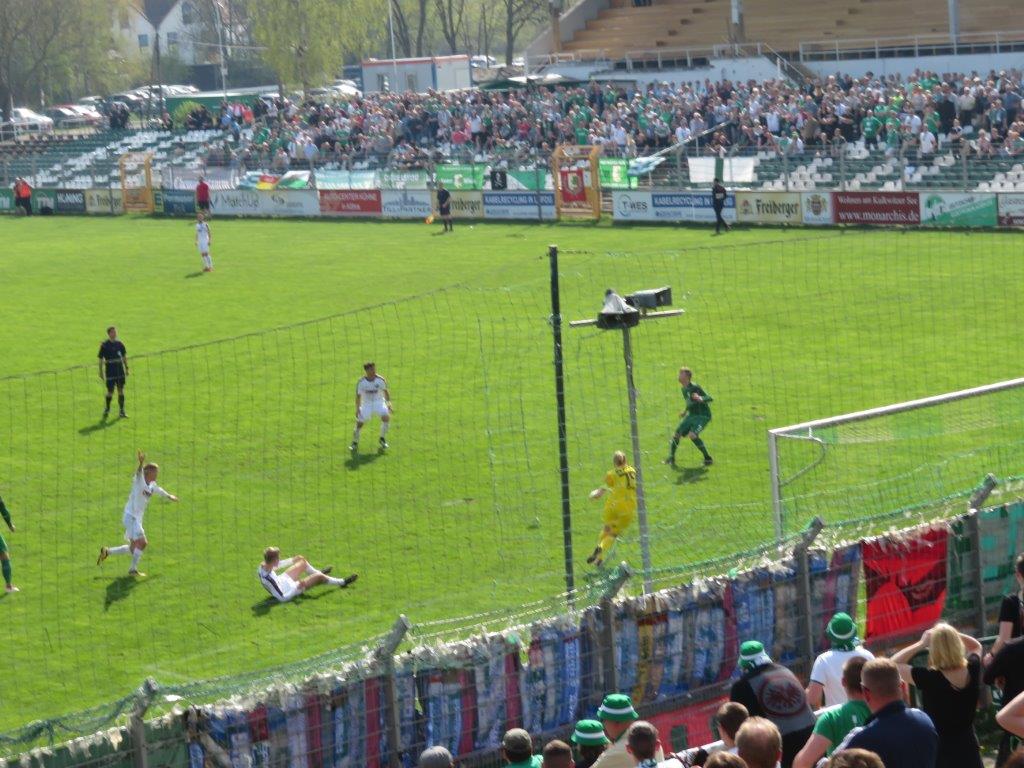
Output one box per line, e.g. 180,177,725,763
350,362,393,453
665,367,714,467
586,451,637,567
0,494,19,593
97,451,179,576
257,546,357,603
98,326,129,419
196,212,213,272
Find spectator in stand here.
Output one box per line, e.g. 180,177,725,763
918,126,937,159
624,721,661,767
729,641,814,768
418,746,455,768
593,694,664,768
715,702,749,755
571,719,610,768
834,658,937,768
824,750,885,768
985,635,1024,765
806,612,874,709
735,717,782,768
12,177,31,216
543,740,575,768
988,554,1024,660
704,754,748,768
195,176,211,215
503,728,541,768
794,656,872,768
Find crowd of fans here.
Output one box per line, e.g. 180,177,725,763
188,67,1024,173
412,553,1024,768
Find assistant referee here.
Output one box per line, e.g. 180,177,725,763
98,326,129,419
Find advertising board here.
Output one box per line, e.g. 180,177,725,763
833,192,920,225
319,189,382,217
482,191,556,220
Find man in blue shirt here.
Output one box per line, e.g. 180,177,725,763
835,658,937,768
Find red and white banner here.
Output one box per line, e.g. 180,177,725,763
319,189,382,217
833,192,920,225
558,168,588,204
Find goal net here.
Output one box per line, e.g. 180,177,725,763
768,377,1024,538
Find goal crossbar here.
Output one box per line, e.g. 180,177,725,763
767,375,1024,540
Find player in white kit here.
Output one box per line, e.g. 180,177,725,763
257,546,357,603
195,213,213,272
350,362,393,453
97,451,179,576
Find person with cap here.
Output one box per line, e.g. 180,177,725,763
503,728,542,768
571,719,610,768
418,746,455,768
729,641,814,768
806,612,874,708
592,694,664,768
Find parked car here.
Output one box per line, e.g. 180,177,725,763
68,104,104,125
2,107,54,134
45,106,88,128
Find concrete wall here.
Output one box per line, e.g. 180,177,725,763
524,0,611,59
803,51,1023,80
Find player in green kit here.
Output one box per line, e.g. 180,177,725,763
665,367,713,467
0,494,18,593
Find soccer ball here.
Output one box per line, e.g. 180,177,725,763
425,214,435,225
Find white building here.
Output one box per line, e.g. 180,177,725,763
362,56,473,94
113,0,210,66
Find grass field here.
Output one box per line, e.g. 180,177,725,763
1,216,1023,734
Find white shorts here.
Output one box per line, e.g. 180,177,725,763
197,238,210,253
122,510,145,542
358,400,390,422
274,573,302,602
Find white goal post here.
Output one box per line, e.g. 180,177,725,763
767,376,1024,541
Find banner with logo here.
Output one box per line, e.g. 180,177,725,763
435,164,487,191
919,192,997,227
162,189,197,215
55,189,86,213
0,189,13,213
736,192,802,224
381,189,432,219
210,189,319,217
997,193,1024,227
85,188,125,215
598,158,635,190
800,192,832,224
610,190,734,223
559,168,588,204
482,191,556,220
833,192,920,225
319,189,383,217
379,169,430,190
435,190,483,219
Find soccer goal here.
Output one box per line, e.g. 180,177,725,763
767,377,1024,539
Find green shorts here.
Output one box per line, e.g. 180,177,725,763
676,414,710,437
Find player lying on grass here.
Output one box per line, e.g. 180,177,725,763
586,451,637,567
666,367,714,467
0,494,18,593
257,547,357,602
97,451,179,576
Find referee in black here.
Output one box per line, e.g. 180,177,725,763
436,181,453,232
712,177,730,234
98,326,129,419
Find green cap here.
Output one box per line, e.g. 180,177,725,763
826,612,859,650
739,640,772,671
597,693,638,722
571,719,611,746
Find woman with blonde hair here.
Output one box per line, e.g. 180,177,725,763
892,622,983,768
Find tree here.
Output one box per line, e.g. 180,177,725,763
500,0,545,65
248,0,375,95
434,0,467,54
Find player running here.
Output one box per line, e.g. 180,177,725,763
0,494,18,593
350,362,393,453
196,213,213,272
97,451,179,576
666,367,714,467
586,451,637,567
257,547,357,603
98,326,129,419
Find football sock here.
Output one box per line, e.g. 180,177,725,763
304,563,316,576
326,576,345,586
380,421,390,438
104,394,112,411
118,394,125,412
130,548,144,570
597,532,616,556
669,436,680,459
108,544,131,555
692,438,711,460
2,559,11,587
352,426,362,443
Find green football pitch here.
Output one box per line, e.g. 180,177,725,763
1,216,1022,734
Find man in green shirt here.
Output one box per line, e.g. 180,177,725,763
502,728,542,768
792,656,872,768
666,367,713,467
0,494,18,593
861,114,882,149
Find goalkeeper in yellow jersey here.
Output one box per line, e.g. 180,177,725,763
586,451,637,567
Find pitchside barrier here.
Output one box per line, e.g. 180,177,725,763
5,486,1024,768
4,186,1024,228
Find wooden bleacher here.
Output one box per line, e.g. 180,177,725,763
559,0,1016,63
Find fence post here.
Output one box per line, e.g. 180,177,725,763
599,563,632,694
374,615,412,768
968,474,999,636
793,517,825,668
130,678,159,768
